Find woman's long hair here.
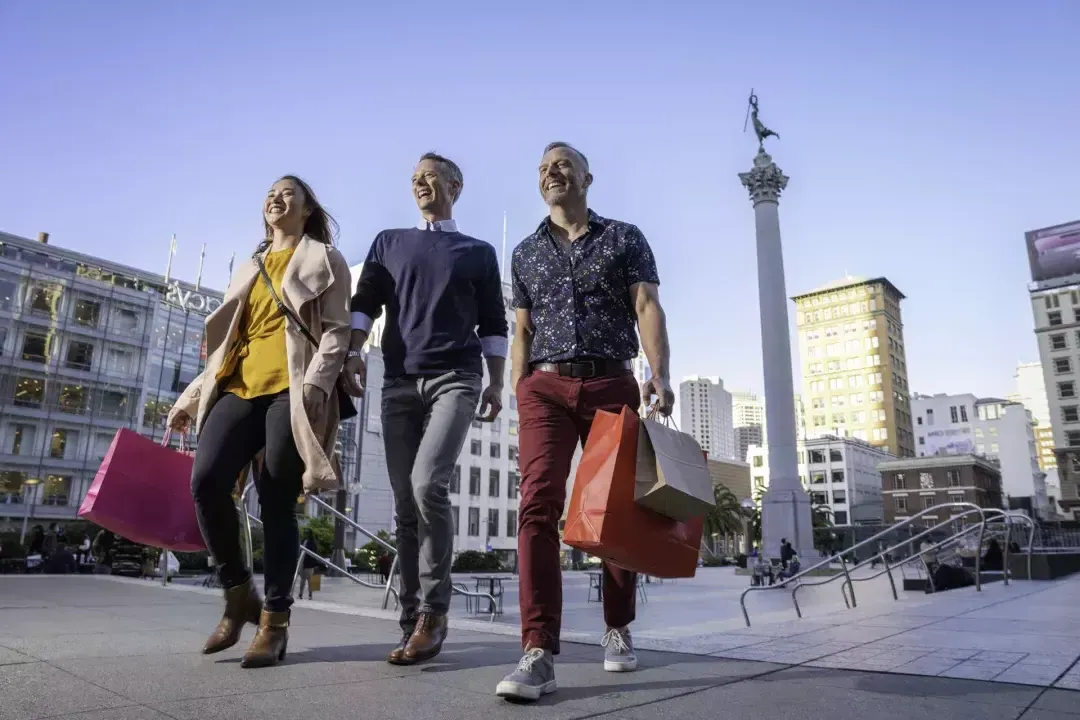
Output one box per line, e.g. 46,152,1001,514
257,175,339,254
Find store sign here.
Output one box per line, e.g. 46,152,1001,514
165,282,222,314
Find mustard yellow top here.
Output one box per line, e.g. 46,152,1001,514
218,248,295,399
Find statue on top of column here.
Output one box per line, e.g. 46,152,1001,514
745,91,779,151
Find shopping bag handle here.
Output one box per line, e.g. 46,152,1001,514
162,430,190,452
645,404,680,431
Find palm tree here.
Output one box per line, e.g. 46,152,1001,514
703,484,748,557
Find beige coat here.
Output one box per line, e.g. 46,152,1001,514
173,236,352,493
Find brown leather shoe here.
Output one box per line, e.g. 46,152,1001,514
203,579,262,655
387,631,413,665
240,609,289,669
402,612,447,663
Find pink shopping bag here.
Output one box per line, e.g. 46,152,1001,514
78,429,206,552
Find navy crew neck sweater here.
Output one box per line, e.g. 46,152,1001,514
350,227,508,379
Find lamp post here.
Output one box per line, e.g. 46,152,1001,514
740,497,756,556
19,478,42,545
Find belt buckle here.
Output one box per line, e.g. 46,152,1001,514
572,360,596,378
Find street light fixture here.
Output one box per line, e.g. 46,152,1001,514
740,498,756,556
20,478,42,545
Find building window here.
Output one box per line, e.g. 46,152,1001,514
469,467,481,495
829,449,842,462
487,508,499,538
894,473,906,490
41,474,72,506
9,424,36,456
58,385,87,414
467,507,480,537
105,347,135,376
895,496,907,512
449,465,461,494
29,283,62,318
451,505,460,534
49,429,74,459
753,456,764,467
490,443,501,459
65,341,94,371
811,472,826,484
832,489,847,504
812,492,827,505
508,445,519,463
509,420,519,436
110,307,140,335
0,279,16,311
506,510,518,538
1064,406,1080,423
509,395,517,411
960,405,968,422
73,299,101,328
1048,311,1063,326
1060,382,1076,399
472,419,483,429
833,510,848,525
14,377,45,408
947,470,961,487
508,471,520,499
923,496,935,510
1055,358,1073,375
808,450,825,464
831,470,845,483
1051,334,1068,351
470,439,482,456
488,469,500,497
950,406,959,423
21,332,51,363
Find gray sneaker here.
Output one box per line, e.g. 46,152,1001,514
602,627,638,672
495,647,557,701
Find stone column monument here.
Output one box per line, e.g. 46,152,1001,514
738,93,815,561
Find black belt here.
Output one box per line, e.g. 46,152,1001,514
531,358,632,379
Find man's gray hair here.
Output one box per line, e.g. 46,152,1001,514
418,152,464,202
543,142,589,171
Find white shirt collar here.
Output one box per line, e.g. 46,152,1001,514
417,219,458,233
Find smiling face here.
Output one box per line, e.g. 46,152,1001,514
412,157,459,217
539,145,592,207
263,177,311,234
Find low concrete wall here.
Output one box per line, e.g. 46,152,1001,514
1010,552,1080,580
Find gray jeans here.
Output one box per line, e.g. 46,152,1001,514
382,370,481,629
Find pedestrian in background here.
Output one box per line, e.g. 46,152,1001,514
497,142,674,701
168,175,351,668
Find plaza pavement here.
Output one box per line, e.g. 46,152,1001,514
1,573,1078,719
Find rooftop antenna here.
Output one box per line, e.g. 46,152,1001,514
195,243,206,291
501,211,508,282
164,234,177,284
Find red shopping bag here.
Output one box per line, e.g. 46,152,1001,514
78,429,206,552
563,406,703,578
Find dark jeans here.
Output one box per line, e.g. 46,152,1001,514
516,370,640,653
191,391,303,613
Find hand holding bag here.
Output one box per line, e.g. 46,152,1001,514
254,254,358,420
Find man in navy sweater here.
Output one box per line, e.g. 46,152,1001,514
344,153,508,665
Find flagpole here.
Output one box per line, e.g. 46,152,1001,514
164,234,177,284
195,243,206,291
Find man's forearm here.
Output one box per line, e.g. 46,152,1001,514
511,333,532,391
349,329,369,351
485,356,506,389
638,302,670,380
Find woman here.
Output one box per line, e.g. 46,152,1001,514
167,175,351,668
297,528,321,600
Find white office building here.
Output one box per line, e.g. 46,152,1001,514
747,435,891,526
1009,361,1062,513
732,390,764,464
680,376,735,460
912,392,1049,518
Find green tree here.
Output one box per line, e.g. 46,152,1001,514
301,516,335,558
702,484,745,557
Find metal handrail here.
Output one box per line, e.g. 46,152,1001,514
836,509,1035,607
238,482,499,621
740,501,989,627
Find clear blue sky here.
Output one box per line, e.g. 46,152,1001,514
2,1,1077,400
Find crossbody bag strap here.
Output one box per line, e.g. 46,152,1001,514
254,254,320,349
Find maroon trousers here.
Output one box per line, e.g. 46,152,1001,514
516,369,640,653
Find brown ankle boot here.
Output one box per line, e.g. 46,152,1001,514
241,609,289,669
402,612,447,663
203,579,262,655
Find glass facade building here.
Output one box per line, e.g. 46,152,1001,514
0,231,223,531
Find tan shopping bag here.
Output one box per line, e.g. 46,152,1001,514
634,415,715,521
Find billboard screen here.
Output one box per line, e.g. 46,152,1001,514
1027,220,1080,282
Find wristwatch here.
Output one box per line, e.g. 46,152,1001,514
346,349,364,359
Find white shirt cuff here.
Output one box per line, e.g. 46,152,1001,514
351,312,374,333
480,335,508,358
